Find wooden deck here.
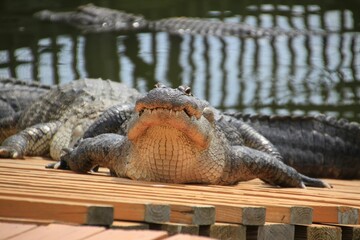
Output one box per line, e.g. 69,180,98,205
0,157,359,240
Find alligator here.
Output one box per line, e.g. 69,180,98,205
0,78,140,160
34,4,322,37
1,79,359,187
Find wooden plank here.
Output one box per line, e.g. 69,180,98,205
0,187,170,224
257,223,294,240
0,222,37,240
0,217,54,225
0,196,113,226
313,206,359,225
208,223,246,240
245,224,295,240
170,205,215,225
295,224,342,240
84,229,169,240
214,205,266,225
8,223,105,240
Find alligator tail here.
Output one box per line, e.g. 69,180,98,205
226,113,360,179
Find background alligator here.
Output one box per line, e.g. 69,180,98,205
34,4,322,37
0,79,359,187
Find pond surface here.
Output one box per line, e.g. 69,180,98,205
1,0,360,121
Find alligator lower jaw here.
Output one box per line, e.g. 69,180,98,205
127,108,210,149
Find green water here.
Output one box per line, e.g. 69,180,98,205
1,0,360,121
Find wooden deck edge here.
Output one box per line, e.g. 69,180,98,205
0,195,113,226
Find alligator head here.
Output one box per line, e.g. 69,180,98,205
128,83,216,149
126,83,226,183
34,4,148,32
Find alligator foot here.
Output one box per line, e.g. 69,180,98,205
0,146,22,158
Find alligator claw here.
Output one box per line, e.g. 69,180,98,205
45,160,70,170
0,147,22,159
45,148,73,170
300,174,332,188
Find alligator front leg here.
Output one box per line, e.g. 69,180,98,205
222,145,331,188
0,121,60,158
58,133,129,177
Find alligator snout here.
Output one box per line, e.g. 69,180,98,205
135,84,206,119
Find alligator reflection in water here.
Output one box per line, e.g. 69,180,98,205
0,2,359,122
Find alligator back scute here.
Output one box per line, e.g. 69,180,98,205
17,78,140,129
0,78,50,119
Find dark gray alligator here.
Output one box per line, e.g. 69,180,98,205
55,83,331,188
34,4,321,37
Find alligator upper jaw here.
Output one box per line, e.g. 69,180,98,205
127,108,210,149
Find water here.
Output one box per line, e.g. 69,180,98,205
0,0,359,121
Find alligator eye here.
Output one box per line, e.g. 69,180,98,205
155,83,166,88
178,85,192,95
184,86,192,95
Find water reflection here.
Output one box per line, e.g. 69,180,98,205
0,1,359,121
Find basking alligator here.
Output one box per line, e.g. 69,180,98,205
34,4,320,37
0,79,359,187
0,78,139,160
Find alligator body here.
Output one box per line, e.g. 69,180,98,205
0,78,140,160
225,113,360,179
1,79,359,187
0,78,50,120
34,4,320,37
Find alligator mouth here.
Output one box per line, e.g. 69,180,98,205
127,107,209,149
136,104,202,119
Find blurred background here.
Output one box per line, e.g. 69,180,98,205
0,0,359,121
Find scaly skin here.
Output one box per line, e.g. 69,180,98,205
58,84,329,188
0,78,140,160
225,113,360,179
0,78,50,143
34,4,324,37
